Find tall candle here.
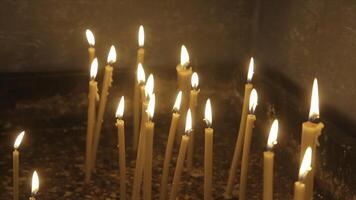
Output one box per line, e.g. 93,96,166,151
133,64,146,153
239,89,258,200
169,109,192,200
225,58,254,198
85,29,95,65
137,25,145,64
159,91,182,200
263,120,279,200
187,72,199,173
144,95,155,200
30,171,39,200
294,147,312,200
204,99,213,200
116,97,126,200
92,45,117,170
85,58,98,183
176,45,192,144
300,79,324,200
13,131,25,200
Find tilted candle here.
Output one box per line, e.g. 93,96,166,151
204,99,213,200
13,131,25,200
116,97,126,200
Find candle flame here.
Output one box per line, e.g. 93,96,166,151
308,78,319,121
116,96,125,118
138,25,144,47
299,147,312,180
180,45,190,67
145,74,154,97
267,119,279,149
90,58,98,79
146,93,155,120
191,72,199,89
185,109,192,133
107,45,117,64
31,171,39,195
247,57,254,82
173,91,182,111
204,99,212,127
137,63,146,84
85,29,95,46
249,89,258,114
14,131,25,149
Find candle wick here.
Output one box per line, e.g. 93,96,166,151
185,129,193,136
203,118,211,128
308,116,320,123
172,108,179,114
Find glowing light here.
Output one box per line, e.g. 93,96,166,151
14,131,25,149
249,89,258,114
180,45,190,67
247,57,254,82
146,93,155,120
309,78,319,121
107,45,117,64
173,91,182,111
137,63,146,84
204,99,212,127
85,29,95,46
90,58,98,79
185,109,192,133
191,72,199,89
116,96,125,118
267,120,279,149
31,171,39,195
299,147,312,180
145,74,154,97
138,25,144,47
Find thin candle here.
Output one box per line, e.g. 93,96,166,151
144,94,155,200
13,131,25,200
137,25,145,64
92,45,117,170
239,89,258,200
116,97,126,200
263,120,279,200
133,63,146,152
159,91,182,200
30,171,39,200
204,99,213,200
294,147,312,200
85,29,95,65
226,57,254,198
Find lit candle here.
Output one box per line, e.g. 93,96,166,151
239,89,258,200
159,91,182,200
92,45,117,170
85,29,95,65
13,131,25,200
85,58,99,183
263,120,279,200
29,171,39,200
204,99,213,200
116,97,126,200
300,78,324,200
225,57,254,198
137,25,145,64
144,94,155,200
294,147,312,200
187,72,199,173
169,109,192,200
176,45,192,144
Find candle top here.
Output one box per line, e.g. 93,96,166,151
191,72,199,90
138,25,144,47
90,58,98,79
14,131,25,149
299,147,312,180
116,96,125,119
180,45,190,68
308,78,320,122
107,45,117,65
267,119,278,150
249,88,258,114
31,170,39,195
204,99,212,127
173,91,182,112
247,57,254,83
85,29,95,46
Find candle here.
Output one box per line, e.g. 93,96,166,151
294,147,312,200
133,63,146,153
85,58,99,183
159,91,182,200
85,29,95,65
13,131,25,200
116,97,126,200
137,25,145,64
29,171,39,200
204,99,213,200
176,45,192,144
144,94,155,200
225,57,254,198
169,109,192,200
263,120,279,200
92,45,117,170
300,79,324,200
187,72,199,173
239,89,258,200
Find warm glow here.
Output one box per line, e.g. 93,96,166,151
247,57,254,82
90,58,98,79
267,119,279,149
308,78,320,120
191,72,199,89
116,96,125,118
249,89,258,113
180,45,190,67
145,74,154,97
137,63,146,84
107,45,117,64
14,131,25,149
173,91,182,111
299,147,312,180
204,99,212,127
31,171,39,195
138,25,144,47
85,29,95,46
146,93,155,119
185,109,192,133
